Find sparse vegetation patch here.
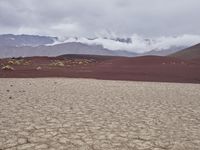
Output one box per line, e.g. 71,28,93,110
49,60,65,67
7,58,31,66
1,65,14,71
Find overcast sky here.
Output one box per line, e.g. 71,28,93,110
0,0,200,38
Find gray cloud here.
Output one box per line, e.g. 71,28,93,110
50,34,200,53
0,0,200,38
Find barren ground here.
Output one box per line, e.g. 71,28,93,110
0,78,200,150
1,55,200,83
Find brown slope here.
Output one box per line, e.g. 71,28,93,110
169,43,200,60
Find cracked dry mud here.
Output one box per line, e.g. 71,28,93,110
0,78,200,150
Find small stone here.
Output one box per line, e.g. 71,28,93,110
36,66,42,70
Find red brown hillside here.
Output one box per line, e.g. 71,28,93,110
169,43,200,60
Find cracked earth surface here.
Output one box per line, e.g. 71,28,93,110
0,78,200,150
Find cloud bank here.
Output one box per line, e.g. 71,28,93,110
52,34,200,53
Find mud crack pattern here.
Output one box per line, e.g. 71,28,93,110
0,78,200,150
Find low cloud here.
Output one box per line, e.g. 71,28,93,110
54,34,200,53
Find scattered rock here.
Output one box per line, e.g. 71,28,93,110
78,62,83,65
36,66,42,70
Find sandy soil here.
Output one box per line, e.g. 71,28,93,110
0,78,200,150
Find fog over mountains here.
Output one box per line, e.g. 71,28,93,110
0,34,199,58
57,34,200,53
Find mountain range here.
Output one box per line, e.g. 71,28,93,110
0,34,56,47
0,34,190,58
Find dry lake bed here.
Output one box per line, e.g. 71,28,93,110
0,78,200,150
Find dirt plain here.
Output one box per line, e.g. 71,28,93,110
0,55,200,83
0,78,200,150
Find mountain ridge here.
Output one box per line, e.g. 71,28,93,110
0,34,56,47
0,42,138,58
170,43,200,60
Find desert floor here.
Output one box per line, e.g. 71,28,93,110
0,78,200,150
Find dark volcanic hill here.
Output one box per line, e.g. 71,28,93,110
170,43,200,60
